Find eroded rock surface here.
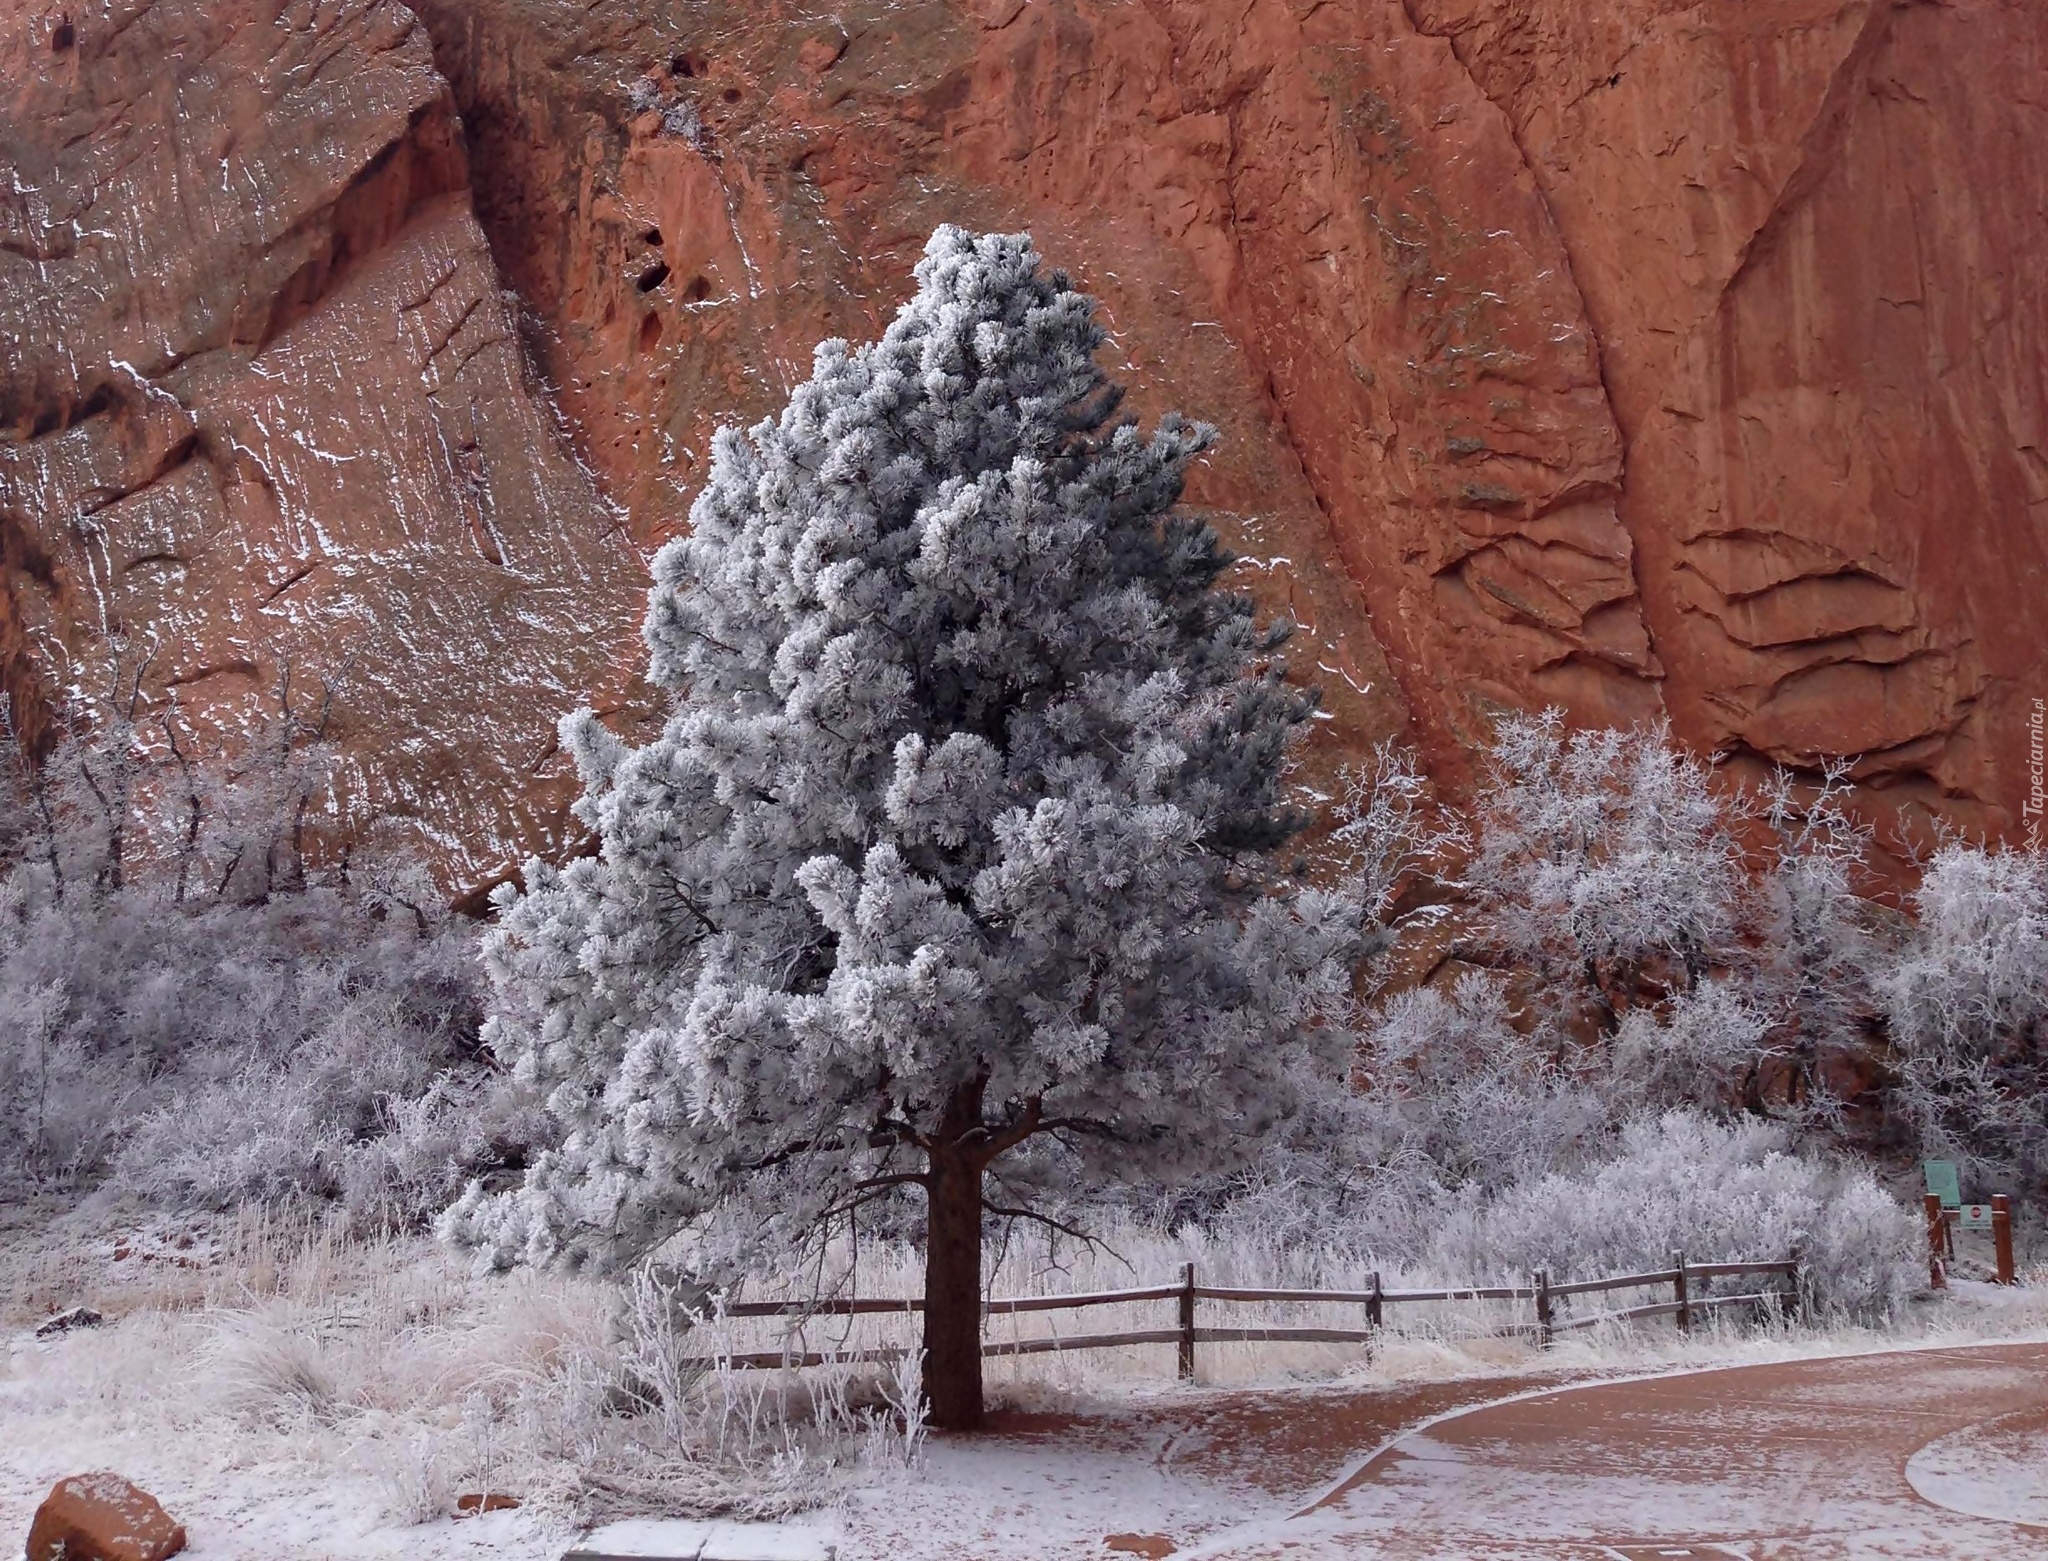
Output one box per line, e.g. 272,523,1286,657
0,0,646,892
3,0,2043,895
1405,0,2048,838
415,0,2046,845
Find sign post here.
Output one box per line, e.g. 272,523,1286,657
1993,1195,2016,1286
1926,1179,2018,1288
1923,1160,1962,1285
1925,1193,1948,1290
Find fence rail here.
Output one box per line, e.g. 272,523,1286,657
692,1248,1806,1376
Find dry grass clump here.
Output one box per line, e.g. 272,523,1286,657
2,1209,925,1534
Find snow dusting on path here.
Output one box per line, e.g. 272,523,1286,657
1191,1339,2048,1559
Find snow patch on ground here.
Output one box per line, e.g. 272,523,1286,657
566,1515,840,1560
1906,1403,2048,1528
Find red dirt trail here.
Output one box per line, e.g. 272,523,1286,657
1195,1342,2048,1559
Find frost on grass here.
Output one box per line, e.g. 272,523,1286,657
1,1217,927,1545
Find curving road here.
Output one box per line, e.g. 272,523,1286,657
1200,1342,2048,1559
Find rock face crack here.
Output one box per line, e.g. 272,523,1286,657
1715,0,1901,310
78,437,202,519
1392,0,1655,692
1382,0,2045,838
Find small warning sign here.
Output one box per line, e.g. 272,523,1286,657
1924,1159,1961,1207
1960,1204,1996,1231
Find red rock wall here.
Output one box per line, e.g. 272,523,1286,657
0,0,647,892
3,0,2043,895
1408,0,2048,842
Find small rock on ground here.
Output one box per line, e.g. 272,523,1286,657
26,1472,186,1561
35,1306,105,1338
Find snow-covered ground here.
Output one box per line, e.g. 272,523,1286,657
7,1200,2048,1561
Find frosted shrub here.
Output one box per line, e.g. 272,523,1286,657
0,883,526,1226
207,1303,352,1423
1745,765,1882,1116
1423,1111,1917,1317
1607,980,1772,1118
0,724,534,1225
1355,973,1606,1192
1882,842,2048,1190
1455,715,1886,1123
1323,741,1464,927
1470,712,1749,1032
365,1434,457,1526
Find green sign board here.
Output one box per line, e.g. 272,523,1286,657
1924,1159,1962,1207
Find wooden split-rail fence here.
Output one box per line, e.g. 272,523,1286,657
695,1250,1809,1376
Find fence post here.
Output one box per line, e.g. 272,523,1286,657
1925,1192,1948,1290
1177,1261,1196,1381
1534,1270,1553,1349
1367,1270,1383,1331
1788,1241,1812,1326
1993,1195,2017,1286
1673,1250,1690,1336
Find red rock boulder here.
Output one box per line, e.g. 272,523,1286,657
25,1473,186,1561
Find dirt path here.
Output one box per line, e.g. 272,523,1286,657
978,1368,1612,1499
1192,1341,2048,1559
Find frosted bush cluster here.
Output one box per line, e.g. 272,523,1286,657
1422,1113,1917,1316
0,719,539,1228
1881,843,2048,1186
1271,712,2031,1310
1025,1106,1913,1318
1429,716,2048,1205
1448,711,1883,1119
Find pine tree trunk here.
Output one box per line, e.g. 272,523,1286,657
921,1143,985,1432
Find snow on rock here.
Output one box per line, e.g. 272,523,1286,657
565,1516,840,1561
25,1471,187,1561
33,1307,105,1340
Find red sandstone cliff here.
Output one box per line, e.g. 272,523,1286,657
4,0,2043,894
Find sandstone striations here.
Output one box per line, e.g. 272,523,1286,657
0,0,645,893
2,0,2043,896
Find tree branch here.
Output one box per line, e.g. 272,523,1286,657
1034,1114,1123,1139
744,1132,848,1174
853,1171,928,1194
963,1095,1043,1162
809,1171,930,1230
980,1198,1116,1256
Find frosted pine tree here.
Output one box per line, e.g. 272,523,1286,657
441,228,1365,1429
